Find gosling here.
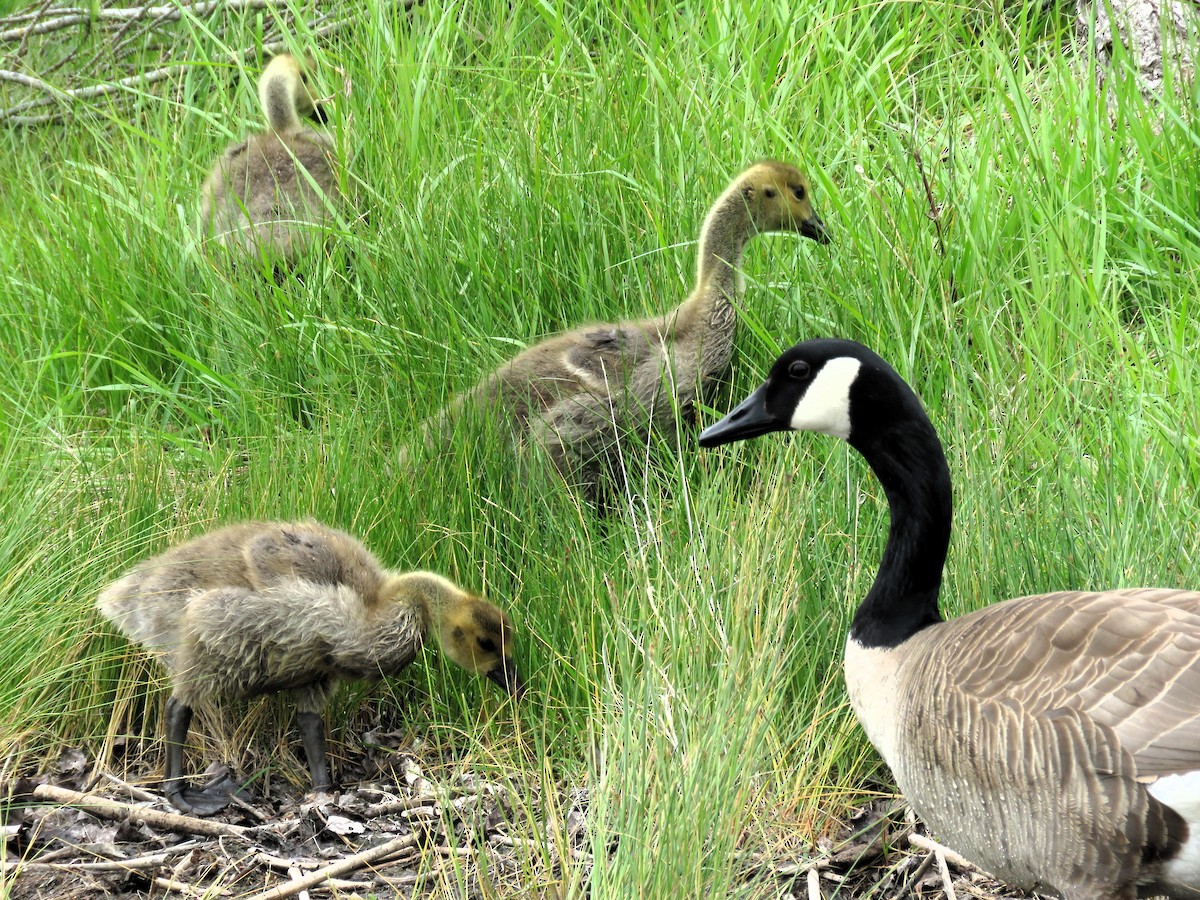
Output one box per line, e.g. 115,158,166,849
410,160,829,505
97,521,521,816
199,54,343,263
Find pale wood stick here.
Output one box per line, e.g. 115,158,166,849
99,771,161,803
32,784,249,839
934,847,957,900
365,796,437,816
908,833,981,875
154,874,231,897
255,852,320,872
0,0,276,43
4,849,184,873
806,865,822,900
241,834,419,900
888,851,936,900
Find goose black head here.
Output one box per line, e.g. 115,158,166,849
699,338,917,450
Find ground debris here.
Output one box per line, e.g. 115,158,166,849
752,799,1044,900
6,747,1049,898
1,741,586,899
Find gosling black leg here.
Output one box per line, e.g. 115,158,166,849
297,711,332,793
162,696,241,817
163,697,193,810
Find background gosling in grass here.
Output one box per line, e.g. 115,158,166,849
199,53,343,264
97,520,522,816
409,160,829,506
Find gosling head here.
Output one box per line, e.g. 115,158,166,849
390,572,525,697
258,53,322,127
737,160,830,244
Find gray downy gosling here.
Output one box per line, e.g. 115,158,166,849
97,521,522,816
700,338,1200,900
199,53,343,264
409,160,830,505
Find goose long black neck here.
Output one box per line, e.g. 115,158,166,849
848,410,952,649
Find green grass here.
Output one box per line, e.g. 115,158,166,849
2,0,1200,895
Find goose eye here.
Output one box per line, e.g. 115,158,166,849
763,187,777,199
478,637,498,654
792,185,806,201
788,360,811,380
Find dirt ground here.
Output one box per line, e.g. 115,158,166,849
3,737,1036,899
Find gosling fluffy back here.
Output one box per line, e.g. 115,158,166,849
96,520,385,653
198,53,342,263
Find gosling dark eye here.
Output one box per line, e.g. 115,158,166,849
788,360,811,380
792,185,806,201
478,637,498,654
763,187,777,199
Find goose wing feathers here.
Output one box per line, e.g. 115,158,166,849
888,589,1200,894
938,588,1200,777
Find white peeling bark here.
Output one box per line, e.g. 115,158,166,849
1077,0,1198,96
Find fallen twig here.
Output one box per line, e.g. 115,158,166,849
98,770,162,803
0,0,420,125
934,844,958,900
3,843,199,873
154,874,231,897
807,865,822,900
365,795,438,816
0,0,276,43
32,784,250,839
908,833,981,875
241,833,419,900
888,850,936,900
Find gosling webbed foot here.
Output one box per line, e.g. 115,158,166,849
163,771,245,817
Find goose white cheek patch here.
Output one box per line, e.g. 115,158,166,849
789,356,861,440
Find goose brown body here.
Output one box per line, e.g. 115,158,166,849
700,338,1200,900
199,54,342,263
97,521,521,814
849,588,1200,897
414,161,829,503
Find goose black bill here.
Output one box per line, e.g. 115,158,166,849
699,384,786,447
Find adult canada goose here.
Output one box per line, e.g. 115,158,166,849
411,160,829,505
97,521,522,816
699,339,1200,900
199,53,343,263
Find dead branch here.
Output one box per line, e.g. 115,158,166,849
2,843,201,873
97,770,163,803
240,833,420,900
32,784,250,839
908,833,982,875
0,0,277,43
154,874,232,897
934,845,958,900
0,0,420,126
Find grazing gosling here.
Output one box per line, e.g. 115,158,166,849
410,160,829,505
199,54,343,263
700,338,1200,900
97,521,521,816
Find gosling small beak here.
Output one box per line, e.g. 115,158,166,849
308,102,330,126
486,659,526,698
698,383,786,448
800,213,830,244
